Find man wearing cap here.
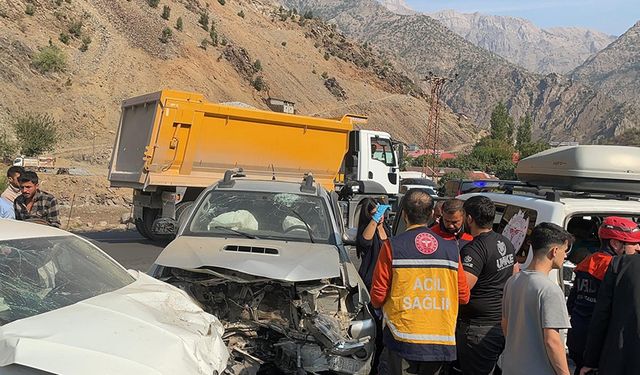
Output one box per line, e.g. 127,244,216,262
566,216,640,374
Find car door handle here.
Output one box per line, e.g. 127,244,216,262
368,171,373,179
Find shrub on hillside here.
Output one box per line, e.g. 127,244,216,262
32,45,67,73
237,10,245,18
79,35,91,52
218,0,225,5
199,12,209,30
160,27,172,43
147,0,160,8
0,131,16,163
161,5,170,20
12,113,59,157
68,20,83,37
59,33,70,45
25,4,35,15
175,17,183,31
253,59,262,72
252,76,265,91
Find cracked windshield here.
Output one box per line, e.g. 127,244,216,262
187,191,332,243
0,236,133,325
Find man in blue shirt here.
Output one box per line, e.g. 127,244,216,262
0,197,15,219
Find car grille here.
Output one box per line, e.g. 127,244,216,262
223,245,279,255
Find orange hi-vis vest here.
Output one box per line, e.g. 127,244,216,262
382,227,461,362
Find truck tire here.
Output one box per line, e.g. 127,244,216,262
135,218,151,240
142,208,172,243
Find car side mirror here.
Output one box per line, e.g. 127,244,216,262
343,227,358,246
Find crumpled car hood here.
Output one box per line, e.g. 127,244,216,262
155,236,341,281
0,271,228,375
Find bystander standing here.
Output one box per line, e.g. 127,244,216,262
13,171,60,227
2,166,25,203
502,223,573,375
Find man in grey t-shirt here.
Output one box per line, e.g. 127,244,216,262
502,223,573,375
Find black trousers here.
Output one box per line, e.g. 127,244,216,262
386,349,450,375
455,321,505,375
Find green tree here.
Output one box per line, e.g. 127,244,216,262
516,114,532,149
519,142,549,159
0,131,16,162
489,102,514,142
12,113,59,157
175,17,183,31
161,5,171,20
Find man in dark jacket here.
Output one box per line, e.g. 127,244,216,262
580,254,640,375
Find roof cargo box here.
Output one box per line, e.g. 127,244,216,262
516,145,640,195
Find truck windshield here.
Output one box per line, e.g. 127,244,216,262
371,138,396,167
186,191,333,243
0,236,134,326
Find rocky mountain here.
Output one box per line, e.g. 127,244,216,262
0,0,477,153
428,10,616,75
572,21,640,136
376,0,414,15
279,0,639,143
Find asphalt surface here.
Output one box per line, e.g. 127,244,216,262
79,230,166,272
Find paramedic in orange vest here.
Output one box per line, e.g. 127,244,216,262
371,188,470,374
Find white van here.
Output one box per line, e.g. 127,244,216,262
458,145,640,293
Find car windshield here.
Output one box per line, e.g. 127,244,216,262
0,236,134,325
186,191,333,243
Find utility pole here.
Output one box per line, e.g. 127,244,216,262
422,72,455,180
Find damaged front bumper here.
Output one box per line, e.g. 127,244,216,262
160,266,375,374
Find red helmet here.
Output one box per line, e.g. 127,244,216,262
598,217,640,243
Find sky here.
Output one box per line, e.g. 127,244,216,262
405,0,639,36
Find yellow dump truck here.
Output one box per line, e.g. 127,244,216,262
108,90,400,240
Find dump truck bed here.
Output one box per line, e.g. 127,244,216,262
108,90,359,191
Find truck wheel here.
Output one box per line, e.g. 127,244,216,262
142,208,172,243
135,218,151,239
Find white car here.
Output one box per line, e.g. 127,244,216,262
150,176,376,374
0,220,228,375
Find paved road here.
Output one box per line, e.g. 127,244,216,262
79,230,166,272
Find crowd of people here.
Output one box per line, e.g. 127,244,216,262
2,165,639,374
1,166,60,227
355,188,640,375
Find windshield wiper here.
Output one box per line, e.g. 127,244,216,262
290,210,315,244
213,226,259,239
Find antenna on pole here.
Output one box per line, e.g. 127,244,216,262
422,72,456,180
